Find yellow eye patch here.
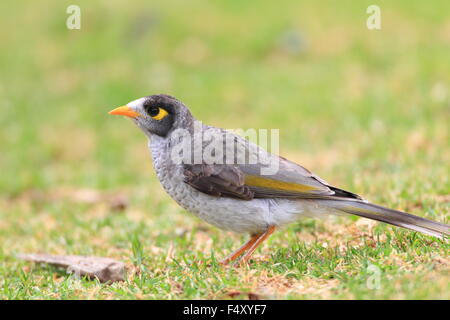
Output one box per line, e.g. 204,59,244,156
150,107,169,120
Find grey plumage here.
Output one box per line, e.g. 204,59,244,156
111,94,449,250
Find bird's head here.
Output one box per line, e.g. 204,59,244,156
109,94,193,137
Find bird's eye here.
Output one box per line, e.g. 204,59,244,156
147,106,169,120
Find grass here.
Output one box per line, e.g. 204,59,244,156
0,0,449,299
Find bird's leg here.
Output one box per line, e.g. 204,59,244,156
220,234,260,265
240,225,276,264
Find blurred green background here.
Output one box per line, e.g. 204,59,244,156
0,0,448,299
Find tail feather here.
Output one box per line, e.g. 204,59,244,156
321,200,449,239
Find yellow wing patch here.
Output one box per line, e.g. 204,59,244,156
245,175,321,193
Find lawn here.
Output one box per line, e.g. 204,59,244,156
0,0,449,299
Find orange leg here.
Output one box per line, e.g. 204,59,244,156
240,225,276,264
220,234,260,265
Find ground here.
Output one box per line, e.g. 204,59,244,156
0,0,449,299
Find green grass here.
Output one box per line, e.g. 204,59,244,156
0,0,449,299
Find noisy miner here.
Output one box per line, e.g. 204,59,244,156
109,94,449,264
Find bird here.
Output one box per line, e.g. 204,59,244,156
109,94,449,264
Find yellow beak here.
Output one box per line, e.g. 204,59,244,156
108,105,141,118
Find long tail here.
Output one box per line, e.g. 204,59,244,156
320,200,449,238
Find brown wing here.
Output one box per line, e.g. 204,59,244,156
183,163,254,200
182,127,361,201
183,159,362,201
